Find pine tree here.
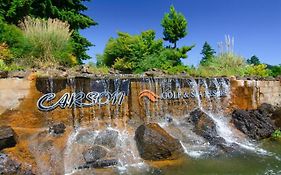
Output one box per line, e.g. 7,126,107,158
0,0,97,63
200,42,216,65
247,55,261,65
161,5,187,48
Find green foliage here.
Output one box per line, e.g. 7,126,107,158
0,59,24,71
196,53,247,77
244,64,271,77
19,16,75,67
165,64,193,75
87,62,109,74
161,5,187,48
99,30,193,73
200,42,216,66
0,43,13,64
0,0,96,62
112,58,133,72
0,19,26,58
272,129,281,139
247,55,261,65
134,51,173,73
268,65,281,77
100,30,163,71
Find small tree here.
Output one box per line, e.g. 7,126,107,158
161,5,187,48
247,55,261,65
200,42,216,65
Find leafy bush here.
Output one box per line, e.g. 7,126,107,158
0,19,24,49
269,65,281,77
19,16,75,67
0,59,24,71
272,129,281,139
244,64,271,77
165,65,194,75
87,62,109,74
0,19,28,63
0,43,13,64
101,30,163,69
112,58,133,72
134,52,173,73
99,30,193,73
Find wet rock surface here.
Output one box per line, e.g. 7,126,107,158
190,109,243,154
77,159,118,169
49,122,66,135
35,77,67,93
135,123,184,160
231,104,276,140
0,126,17,151
0,153,34,175
83,146,108,163
94,129,119,148
190,109,224,145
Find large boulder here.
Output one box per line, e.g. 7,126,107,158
190,109,225,145
94,129,119,148
231,108,276,140
134,123,184,160
82,146,107,163
189,109,244,154
0,126,17,150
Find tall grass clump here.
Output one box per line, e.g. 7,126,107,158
197,35,247,77
197,53,246,77
19,16,76,67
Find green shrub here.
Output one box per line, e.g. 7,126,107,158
0,59,24,71
0,43,13,64
0,19,28,63
19,16,75,67
244,64,271,77
98,30,193,73
269,65,281,77
87,62,109,74
112,58,133,72
166,65,193,75
0,19,24,49
272,130,281,139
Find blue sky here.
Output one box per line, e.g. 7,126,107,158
80,0,281,66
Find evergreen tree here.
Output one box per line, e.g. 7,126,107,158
247,55,261,65
0,0,96,63
161,5,187,48
200,42,216,65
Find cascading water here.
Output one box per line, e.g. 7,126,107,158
158,77,269,157
62,78,152,175
31,76,277,174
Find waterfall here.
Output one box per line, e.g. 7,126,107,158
190,78,268,155
35,76,271,174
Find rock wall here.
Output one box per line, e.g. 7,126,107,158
230,79,281,110
0,76,280,128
